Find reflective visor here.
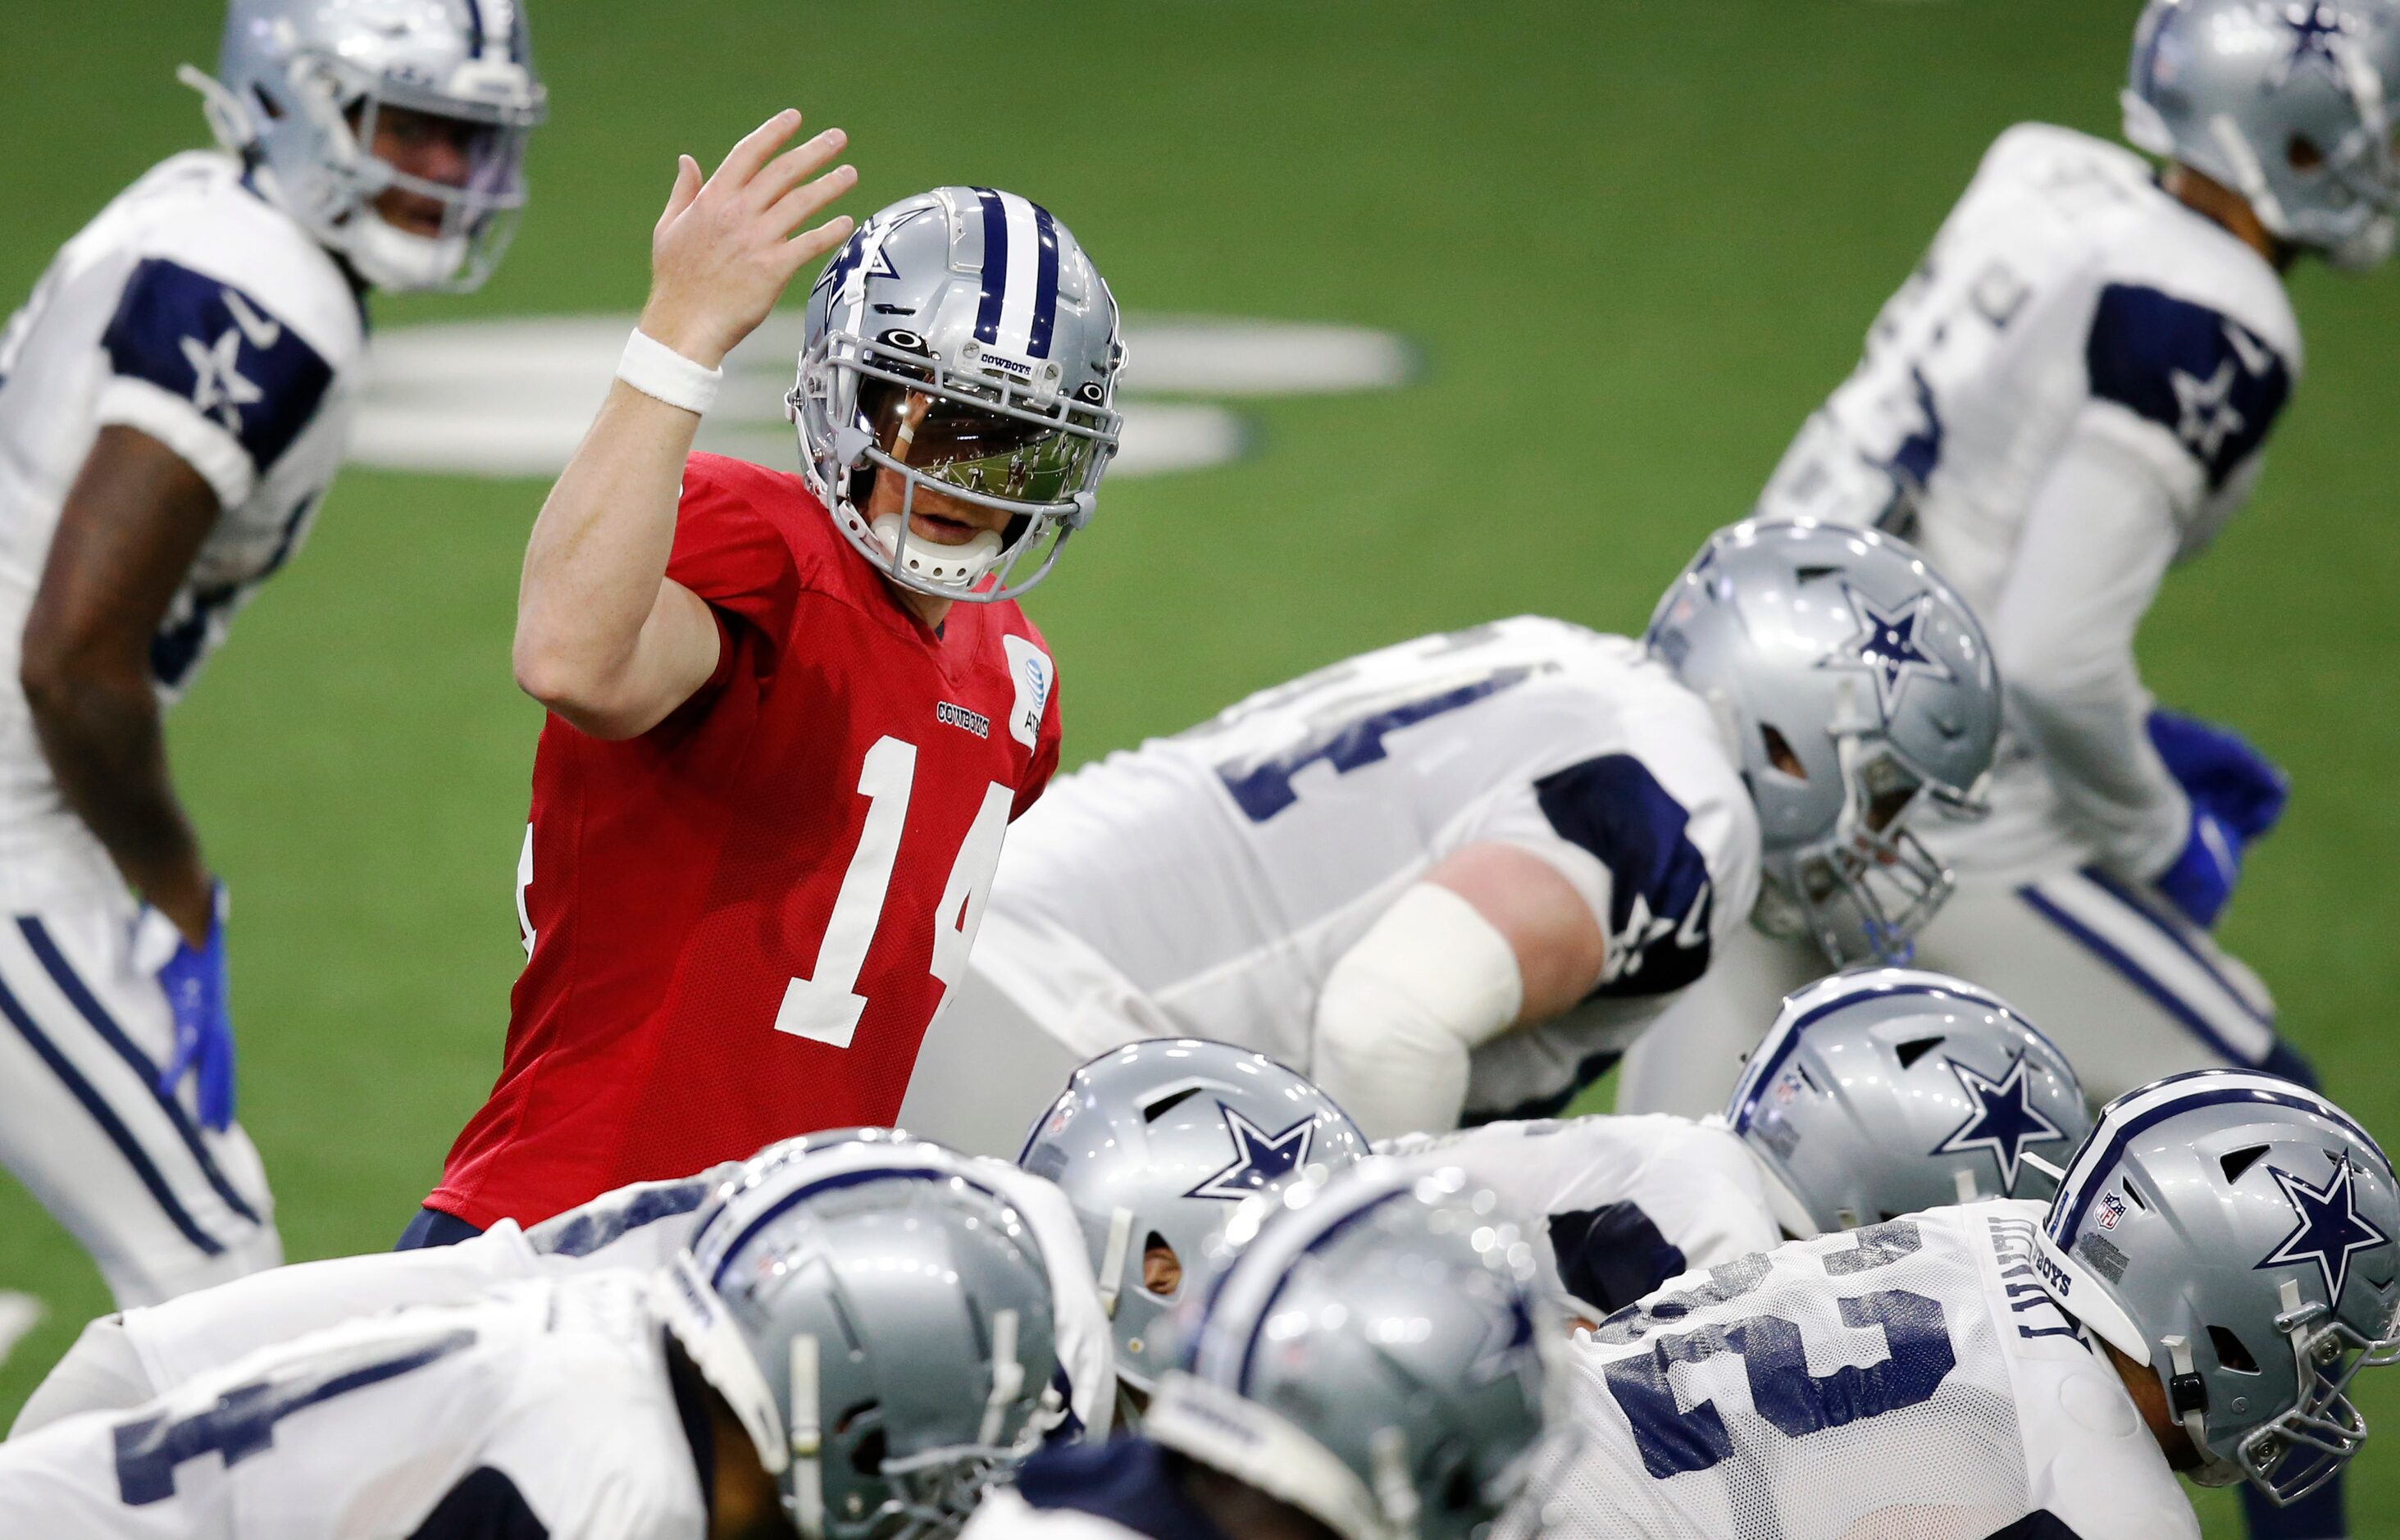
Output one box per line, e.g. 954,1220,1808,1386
859,379,1103,507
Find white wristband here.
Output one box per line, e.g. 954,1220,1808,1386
616,328,722,417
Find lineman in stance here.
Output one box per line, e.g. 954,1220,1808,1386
1519,1073,2400,1540
1623,0,2400,1117
0,0,544,1303
906,520,2002,1150
1387,967,2093,1323
0,1152,1058,1538
16,1128,1118,1447
963,1163,1557,1540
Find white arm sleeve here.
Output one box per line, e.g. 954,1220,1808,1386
1311,883,1525,1140
1990,420,2192,880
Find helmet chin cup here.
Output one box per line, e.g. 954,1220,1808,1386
345,216,471,293
869,512,1002,592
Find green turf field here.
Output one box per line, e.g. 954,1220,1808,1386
4,3,2398,1529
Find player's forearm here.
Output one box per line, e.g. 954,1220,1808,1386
1992,427,2190,876
20,663,212,937
512,381,716,736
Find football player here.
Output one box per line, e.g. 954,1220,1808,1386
902,517,2001,1151
1386,967,2093,1324
962,1163,1555,1540
411,126,1127,1243
1620,0,2400,1116
1520,1073,2400,1540
0,1155,1058,1539
15,1128,1118,1447
0,2,543,1305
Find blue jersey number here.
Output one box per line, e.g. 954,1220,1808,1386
113,1329,475,1506
1596,1220,1956,1479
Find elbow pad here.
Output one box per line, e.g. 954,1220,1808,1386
1310,883,1525,1141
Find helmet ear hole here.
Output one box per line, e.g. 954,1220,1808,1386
1761,725,1806,780
2290,134,2327,173
2210,1326,2262,1375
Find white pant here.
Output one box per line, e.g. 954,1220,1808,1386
0,902,280,1307
896,963,1089,1159
1617,868,2295,1118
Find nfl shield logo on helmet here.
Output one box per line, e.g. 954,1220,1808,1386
2097,1191,2128,1231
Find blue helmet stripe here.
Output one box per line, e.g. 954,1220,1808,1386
700,1161,1002,1289
1231,1187,1408,1391
1727,978,2014,1132
1027,202,1061,360
2049,1076,2389,1243
459,0,490,57
972,186,1011,349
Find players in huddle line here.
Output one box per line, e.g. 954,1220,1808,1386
4,982,2398,1540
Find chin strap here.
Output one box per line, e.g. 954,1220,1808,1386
177,66,257,153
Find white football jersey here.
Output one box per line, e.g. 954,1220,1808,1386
0,1272,707,1540
104,1155,1118,1442
1376,1114,1779,1322
972,617,1760,1123
0,152,366,908
1756,125,2300,882
1521,1201,2197,1540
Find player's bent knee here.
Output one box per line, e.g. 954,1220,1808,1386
9,1314,154,1437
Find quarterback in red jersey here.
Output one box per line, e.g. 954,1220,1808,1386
409,113,1126,1239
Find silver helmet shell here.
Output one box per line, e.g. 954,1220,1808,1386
1645,518,2001,966
2125,0,2400,270
663,1137,1057,1539
1726,968,2090,1237
194,0,546,293
791,187,1125,604
2038,1070,2400,1506
1015,1039,1369,1393
1148,1163,1554,1540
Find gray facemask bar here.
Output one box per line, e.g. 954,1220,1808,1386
794,330,1123,604
2237,1282,2400,1505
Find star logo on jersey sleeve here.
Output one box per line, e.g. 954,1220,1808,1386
2272,2,2358,88
1930,1053,2067,1194
1185,1105,1318,1201
180,326,262,434
2172,359,2247,461
1819,588,1956,715
2257,1156,2392,1304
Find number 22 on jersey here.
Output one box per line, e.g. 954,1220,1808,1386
514,734,1013,1050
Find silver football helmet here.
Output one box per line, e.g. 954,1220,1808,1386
1726,968,2090,1237
2039,1071,2400,1506
662,1137,1057,1539
2125,0,2400,270
185,1,545,293
1148,1163,1553,1540
790,188,1125,603
1016,1039,1369,1393
1645,518,2001,966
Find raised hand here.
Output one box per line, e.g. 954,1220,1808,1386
638,110,857,369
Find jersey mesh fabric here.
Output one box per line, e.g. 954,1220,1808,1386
1524,1207,2040,1540
430,455,1061,1229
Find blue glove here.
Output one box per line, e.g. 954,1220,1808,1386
152,884,234,1132
2154,806,2243,931
2147,708,2289,843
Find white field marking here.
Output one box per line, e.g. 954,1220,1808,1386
0,1292,43,1372
346,313,1409,480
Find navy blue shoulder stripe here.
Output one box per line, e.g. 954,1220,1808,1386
102,257,335,476
1983,1511,2084,1540
2085,281,2290,490
1016,1437,1231,1540
1534,754,1713,999
529,1176,713,1259
1550,1201,1691,1315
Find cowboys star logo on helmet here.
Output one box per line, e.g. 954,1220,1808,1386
1930,1051,2070,1194
2272,0,2362,86
2257,1153,2394,1302
1186,1105,1319,1201
1819,587,1959,714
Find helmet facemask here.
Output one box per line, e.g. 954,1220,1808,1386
2234,1287,2400,1504
792,327,1121,604
1753,684,1983,967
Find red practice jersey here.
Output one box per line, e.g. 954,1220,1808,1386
429,454,1063,1228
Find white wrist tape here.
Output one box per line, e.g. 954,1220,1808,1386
1311,882,1524,1139
616,328,722,416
